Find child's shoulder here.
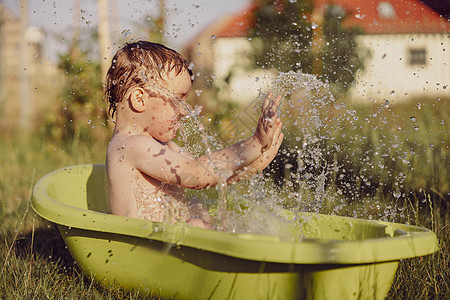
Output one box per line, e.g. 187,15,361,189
108,133,171,158
109,133,157,148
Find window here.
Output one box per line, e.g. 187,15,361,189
408,48,426,65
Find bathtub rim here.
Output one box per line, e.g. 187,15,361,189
31,164,439,265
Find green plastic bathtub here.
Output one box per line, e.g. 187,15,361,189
32,164,438,299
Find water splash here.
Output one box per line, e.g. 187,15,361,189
177,71,339,235
177,102,222,157
176,70,411,236
224,71,337,236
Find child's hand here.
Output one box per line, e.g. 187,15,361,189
254,92,282,151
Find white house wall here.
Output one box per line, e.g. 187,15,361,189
350,33,450,103
210,34,449,105
213,38,276,104
213,38,253,80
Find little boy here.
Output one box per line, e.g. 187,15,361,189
105,41,283,229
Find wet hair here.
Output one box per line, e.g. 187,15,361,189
105,41,192,117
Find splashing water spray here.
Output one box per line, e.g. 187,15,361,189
176,100,231,230
175,70,409,237
172,71,342,235
225,71,338,237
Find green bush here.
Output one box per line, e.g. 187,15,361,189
41,46,111,150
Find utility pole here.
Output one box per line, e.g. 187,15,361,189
111,0,119,45
153,0,165,43
311,4,324,76
73,0,80,49
19,0,30,130
98,0,111,82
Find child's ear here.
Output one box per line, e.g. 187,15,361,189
129,88,145,112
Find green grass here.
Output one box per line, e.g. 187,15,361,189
0,97,449,299
386,192,449,299
0,134,147,298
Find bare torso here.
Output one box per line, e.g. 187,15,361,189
106,133,189,222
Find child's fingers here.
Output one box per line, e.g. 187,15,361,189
271,121,282,142
262,92,273,113
273,95,282,110
275,119,283,137
275,134,284,152
263,115,282,144
264,113,278,132
275,132,284,147
264,94,282,119
276,119,283,130
256,93,283,150
268,113,281,129
264,123,283,153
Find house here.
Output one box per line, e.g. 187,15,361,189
185,0,449,104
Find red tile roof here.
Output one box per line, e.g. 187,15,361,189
214,0,449,37
320,0,450,34
214,3,258,37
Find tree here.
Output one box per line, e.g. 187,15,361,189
42,36,109,147
248,0,364,93
249,0,314,74
247,1,366,193
320,4,364,93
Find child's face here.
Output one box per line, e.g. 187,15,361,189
143,69,192,142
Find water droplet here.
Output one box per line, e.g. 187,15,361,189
122,29,131,37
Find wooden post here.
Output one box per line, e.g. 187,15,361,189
98,0,111,82
73,0,80,47
19,0,31,130
312,4,324,76
152,0,165,43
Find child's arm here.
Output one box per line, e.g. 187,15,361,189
168,127,284,185
227,123,284,184
129,92,282,189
